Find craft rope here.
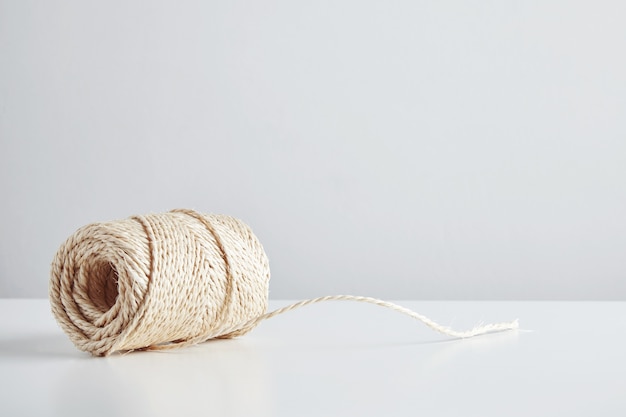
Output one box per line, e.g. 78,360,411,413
49,209,518,356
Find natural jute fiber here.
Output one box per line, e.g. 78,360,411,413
50,209,518,356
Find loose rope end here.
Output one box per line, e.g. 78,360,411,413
456,318,520,339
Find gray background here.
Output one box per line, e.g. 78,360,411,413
1,0,625,300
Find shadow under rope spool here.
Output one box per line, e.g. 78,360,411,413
0,333,79,361
0,332,271,417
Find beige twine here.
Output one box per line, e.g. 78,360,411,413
49,209,519,356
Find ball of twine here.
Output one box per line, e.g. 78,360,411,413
50,209,270,356
50,209,519,357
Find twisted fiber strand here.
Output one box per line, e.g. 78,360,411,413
237,295,519,338
144,296,519,354
50,209,518,356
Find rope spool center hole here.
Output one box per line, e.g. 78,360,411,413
86,260,119,312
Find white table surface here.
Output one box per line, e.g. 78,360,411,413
1,299,624,416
